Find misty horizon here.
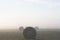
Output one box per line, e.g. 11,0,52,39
0,0,60,29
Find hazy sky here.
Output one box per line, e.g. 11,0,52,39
0,0,60,29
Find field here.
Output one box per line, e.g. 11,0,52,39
0,29,60,40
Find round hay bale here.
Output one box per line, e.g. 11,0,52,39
23,27,36,39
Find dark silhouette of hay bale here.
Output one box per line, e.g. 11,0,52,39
23,27,36,40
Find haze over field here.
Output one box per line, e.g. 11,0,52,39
0,0,60,29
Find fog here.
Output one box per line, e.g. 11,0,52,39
0,0,60,29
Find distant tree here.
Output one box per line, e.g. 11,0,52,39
19,26,24,32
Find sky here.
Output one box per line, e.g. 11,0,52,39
0,0,60,29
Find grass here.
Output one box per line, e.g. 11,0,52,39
0,29,60,40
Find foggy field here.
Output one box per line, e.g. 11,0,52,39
0,29,60,40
